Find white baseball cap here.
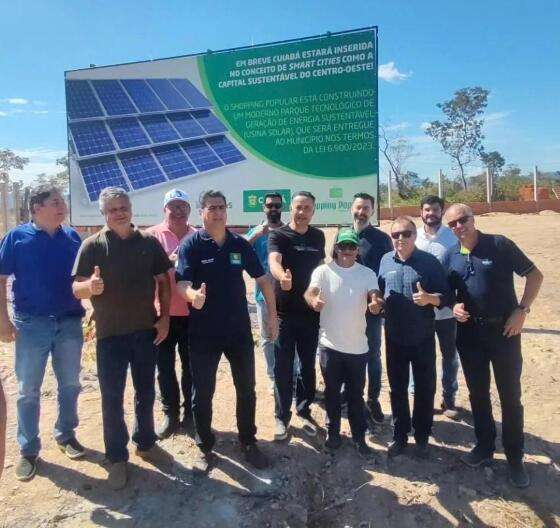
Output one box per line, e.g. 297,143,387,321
163,189,190,208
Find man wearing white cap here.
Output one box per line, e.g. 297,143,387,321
147,189,197,439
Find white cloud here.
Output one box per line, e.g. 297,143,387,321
1,97,30,105
420,122,431,130
384,121,410,131
378,62,411,83
30,110,49,115
485,111,511,123
11,147,67,184
0,111,8,117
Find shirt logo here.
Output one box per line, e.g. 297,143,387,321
201,258,214,264
230,253,242,265
481,259,493,266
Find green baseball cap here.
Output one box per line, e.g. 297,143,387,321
336,228,359,246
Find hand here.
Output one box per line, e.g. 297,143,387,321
192,283,206,310
312,290,326,312
280,269,292,291
169,252,178,263
453,303,470,323
0,317,16,343
254,223,269,238
89,266,104,296
368,294,383,315
412,282,435,307
153,315,170,345
503,308,526,338
266,314,279,341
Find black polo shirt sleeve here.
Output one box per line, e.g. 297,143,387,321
148,235,173,276
72,236,95,278
240,237,265,279
498,236,535,277
424,254,453,308
176,235,197,284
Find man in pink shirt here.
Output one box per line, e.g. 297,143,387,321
147,189,197,439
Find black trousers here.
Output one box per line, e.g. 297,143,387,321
320,346,367,441
156,316,191,419
189,330,256,453
274,317,319,424
386,336,436,443
457,323,524,463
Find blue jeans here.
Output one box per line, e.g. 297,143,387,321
14,313,83,457
365,313,383,404
96,329,158,463
256,299,275,381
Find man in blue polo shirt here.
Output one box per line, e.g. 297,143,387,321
0,185,85,482
444,204,543,488
177,189,278,473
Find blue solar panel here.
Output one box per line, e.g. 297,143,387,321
70,121,115,157
168,112,206,139
181,140,223,172
206,135,245,164
191,110,227,134
118,150,166,189
79,156,130,201
169,79,210,108
139,114,180,143
92,80,137,116
146,79,191,110
107,118,150,149
66,80,104,120
153,144,197,180
121,79,165,112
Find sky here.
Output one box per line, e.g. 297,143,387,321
0,0,559,184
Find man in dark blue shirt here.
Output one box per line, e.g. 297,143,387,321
0,185,85,482
376,216,450,458
443,204,543,488
176,190,278,473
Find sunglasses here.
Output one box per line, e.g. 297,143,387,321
448,215,472,228
391,230,413,240
265,203,282,210
337,242,358,250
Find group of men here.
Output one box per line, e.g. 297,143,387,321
0,183,542,490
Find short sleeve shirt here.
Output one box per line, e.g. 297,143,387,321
176,229,264,337
268,225,325,323
0,223,84,317
443,232,534,318
72,226,172,339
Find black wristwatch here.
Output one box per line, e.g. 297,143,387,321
517,304,530,314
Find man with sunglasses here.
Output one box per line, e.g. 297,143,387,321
377,217,451,458
443,204,543,488
245,193,285,393
415,196,460,419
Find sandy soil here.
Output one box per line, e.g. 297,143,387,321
1,212,559,528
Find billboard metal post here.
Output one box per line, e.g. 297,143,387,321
387,169,394,220
534,165,539,212
438,169,443,199
486,167,492,212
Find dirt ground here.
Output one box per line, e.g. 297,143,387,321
1,212,559,528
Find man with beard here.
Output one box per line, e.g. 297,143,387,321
350,193,392,425
444,204,543,488
415,196,460,419
269,191,325,441
147,189,197,439
245,192,285,393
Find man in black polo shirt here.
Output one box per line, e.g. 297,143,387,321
176,190,278,473
269,191,325,441
443,204,543,488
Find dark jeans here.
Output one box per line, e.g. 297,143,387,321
320,346,367,441
189,331,256,453
156,316,191,419
386,336,436,443
457,324,524,463
436,318,460,404
97,329,158,463
365,313,383,404
274,317,319,424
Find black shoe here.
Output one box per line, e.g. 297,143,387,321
441,400,460,420
368,400,385,424
355,440,375,459
156,415,179,440
180,413,195,437
58,438,86,460
414,438,429,459
460,447,493,468
387,439,407,458
15,456,37,481
508,461,530,488
242,444,270,470
324,434,342,453
191,451,214,474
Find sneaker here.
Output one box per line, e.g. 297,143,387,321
58,438,86,460
460,447,493,468
156,415,179,440
274,418,288,441
441,400,460,420
135,444,171,465
324,434,342,453
299,415,317,437
242,444,270,470
368,400,385,424
191,451,214,474
107,461,128,490
15,456,37,481
355,440,375,459
387,439,408,458
414,438,429,459
508,460,530,488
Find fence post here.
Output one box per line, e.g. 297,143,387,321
13,182,21,225
0,182,9,235
438,169,443,199
486,167,492,212
387,169,394,220
533,165,539,212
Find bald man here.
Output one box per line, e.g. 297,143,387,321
443,204,543,488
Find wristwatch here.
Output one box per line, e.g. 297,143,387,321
517,304,531,314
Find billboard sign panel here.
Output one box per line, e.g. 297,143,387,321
65,27,378,225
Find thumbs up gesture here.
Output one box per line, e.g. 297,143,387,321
280,269,292,291
89,266,104,296
412,281,436,307
192,282,206,310
368,292,383,314
312,290,326,312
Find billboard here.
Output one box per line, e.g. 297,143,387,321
65,27,378,226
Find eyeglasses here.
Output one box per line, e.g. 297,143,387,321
337,242,358,250
265,203,282,210
448,215,472,229
391,230,413,240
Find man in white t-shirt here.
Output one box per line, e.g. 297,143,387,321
415,195,460,419
304,229,382,457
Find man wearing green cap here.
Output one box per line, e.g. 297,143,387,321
305,229,382,457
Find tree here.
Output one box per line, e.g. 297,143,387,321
0,148,29,184
480,150,505,177
425,87,489,190
30,156,69,194
379,125,417,199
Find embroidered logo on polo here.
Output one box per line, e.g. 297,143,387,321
481,259,493,266
230,253,242,265
201,258,214,264
293,245,320,252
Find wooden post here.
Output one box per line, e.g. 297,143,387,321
438,169,443,198
12,182,20,225
534,165,539,212
387,169,394,220
486,167,492,212
0,182,9,235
